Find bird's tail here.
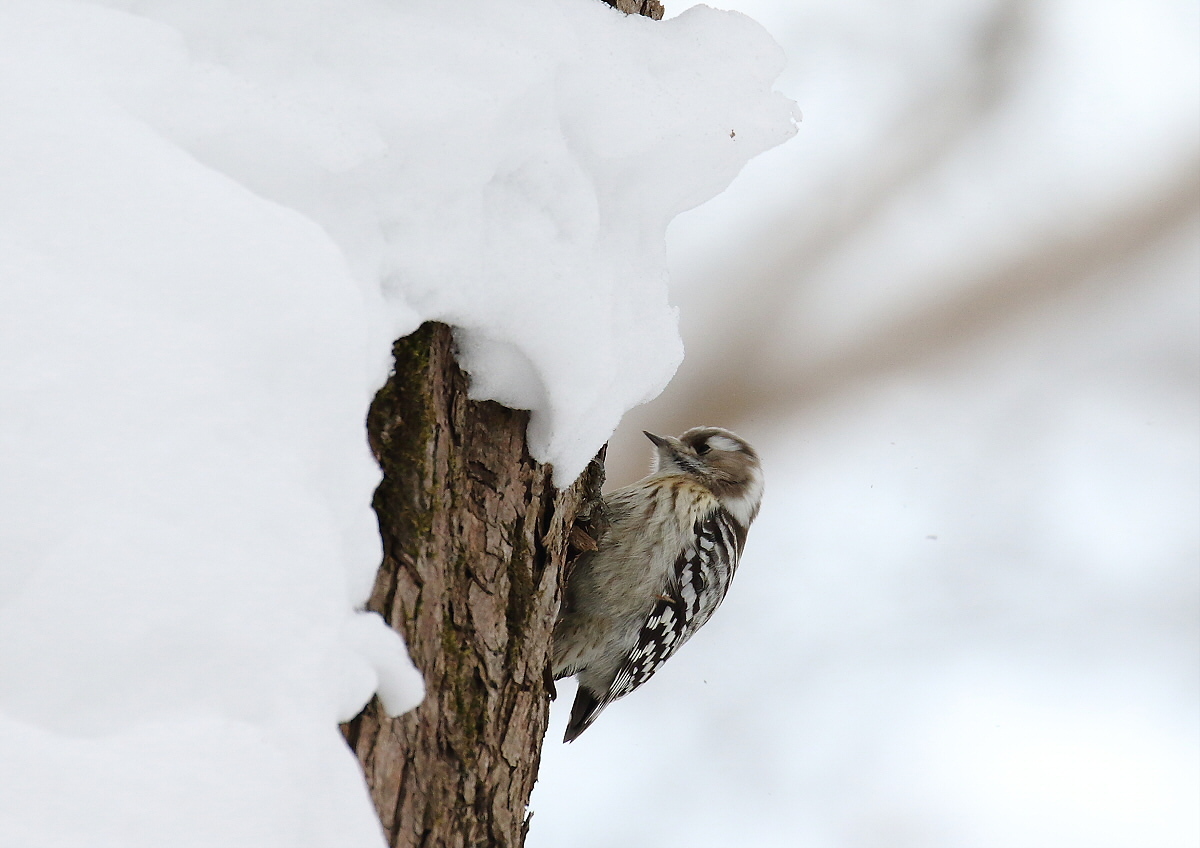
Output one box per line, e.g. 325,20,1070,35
563,685,607,743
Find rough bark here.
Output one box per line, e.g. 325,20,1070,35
607,0,664,19
341,322,605,848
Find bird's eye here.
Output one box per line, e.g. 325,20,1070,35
695,443,711,456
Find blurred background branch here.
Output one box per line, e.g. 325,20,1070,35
664,157,1198,432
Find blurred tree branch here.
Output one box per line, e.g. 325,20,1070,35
763,161,1200,415
635,163,1199,456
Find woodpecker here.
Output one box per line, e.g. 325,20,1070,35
552,427,763,742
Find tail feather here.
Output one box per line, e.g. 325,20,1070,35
563,685,607,742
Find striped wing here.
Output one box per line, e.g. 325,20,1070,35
606,507,743,703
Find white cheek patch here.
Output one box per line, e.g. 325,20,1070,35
707,435,741,453
723,465,764,528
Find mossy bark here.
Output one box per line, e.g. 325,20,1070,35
341,322,604,848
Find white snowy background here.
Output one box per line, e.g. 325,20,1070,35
1,0,1196,847
532,1,1200,848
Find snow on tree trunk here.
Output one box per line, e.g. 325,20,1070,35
2,2,797,845
341,322,604,847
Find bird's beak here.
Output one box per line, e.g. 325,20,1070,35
643,431,669,448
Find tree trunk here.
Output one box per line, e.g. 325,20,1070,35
341,5,663,845
341,322,605,848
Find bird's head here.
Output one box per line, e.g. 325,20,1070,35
644,427,764,527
